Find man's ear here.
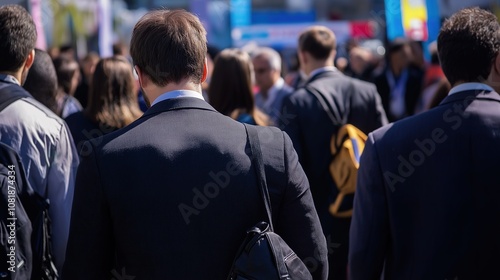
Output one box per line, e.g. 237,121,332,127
489,53,500,83
494,53,500,75
298,50,307,65
135,65,148,88
24,49,35,70
201,57,208,83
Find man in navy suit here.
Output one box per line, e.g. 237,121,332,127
349,7,500,279
280,26,387,280
62,9,328,280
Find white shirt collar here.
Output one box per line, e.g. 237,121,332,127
151,90,205,107
308,66,337,80
448,82,494,96
264,78,285,108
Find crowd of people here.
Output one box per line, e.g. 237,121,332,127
1,3,499,280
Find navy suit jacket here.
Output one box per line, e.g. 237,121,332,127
350,89,500,279
280,70,387,279
62,97,328,280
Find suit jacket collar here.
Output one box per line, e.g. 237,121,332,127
439,89,500,107
307,69,344,84
142,97,217,118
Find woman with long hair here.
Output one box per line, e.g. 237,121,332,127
208,48,269,126
65,55,143,151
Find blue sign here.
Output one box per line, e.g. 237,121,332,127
230,0,251,28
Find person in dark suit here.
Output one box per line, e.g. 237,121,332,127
349,7,500,279
62,9,328,280
279,26,387,280
373,38,424,122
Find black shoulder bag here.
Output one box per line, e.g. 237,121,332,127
227,124,312,280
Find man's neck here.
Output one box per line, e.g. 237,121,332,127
145,79,203,104
306,62,334,77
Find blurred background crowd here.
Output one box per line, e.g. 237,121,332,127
4,0,499,130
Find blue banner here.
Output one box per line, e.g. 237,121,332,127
230,0,251,28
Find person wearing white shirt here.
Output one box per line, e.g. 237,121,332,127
252,47,293,126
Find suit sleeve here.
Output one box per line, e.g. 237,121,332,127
62,142,113,280
348,133,389,280
46,123,79,271
275,132,328,280
279,95,304,161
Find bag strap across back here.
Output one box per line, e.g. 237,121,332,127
244,124,274,232
305,80,355,127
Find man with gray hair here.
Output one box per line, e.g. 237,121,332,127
252,47,293,125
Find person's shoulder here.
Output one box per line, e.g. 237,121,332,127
6,95,66,132
64,111,91,130
64,110,85,122
370,107,443,144
344,75,377,91
287,85,311,100
250,124,288,163
65,95,83,110
280,83,294,95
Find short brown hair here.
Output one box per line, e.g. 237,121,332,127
298,26,336,60
438,7,500,86
130,9,207,86
53,55,79,94
0,5,37,72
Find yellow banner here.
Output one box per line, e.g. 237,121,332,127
401,0,428,41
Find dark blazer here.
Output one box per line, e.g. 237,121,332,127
373,65,424,122
62,97,328,280
349,89,500,279
279,70,387,280
64,111,118,153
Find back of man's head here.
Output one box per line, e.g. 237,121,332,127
0,5,37,73
438,7,500,86
24,49,58,111
53,55,80,95
298,26,336,61
130,9,207,86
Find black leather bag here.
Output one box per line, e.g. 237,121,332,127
227,124,313,280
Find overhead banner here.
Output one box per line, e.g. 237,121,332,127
30,0,47,50
232,21,376,49
98,0,112,57
230,0,251,28
401,0,428,41
385,0,439,42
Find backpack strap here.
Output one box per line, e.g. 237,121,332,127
244,124,274,232
305,79,355,127
0,82,31,112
